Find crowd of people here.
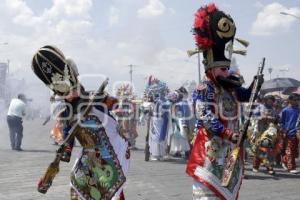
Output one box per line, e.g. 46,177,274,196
247,94,300,175
4,3,300,200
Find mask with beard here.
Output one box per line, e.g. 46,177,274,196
216,75,242,89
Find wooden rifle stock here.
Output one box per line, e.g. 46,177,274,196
221,58,265,187
37,78,109,194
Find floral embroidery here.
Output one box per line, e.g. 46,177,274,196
50,65,72,93
41,62,52,74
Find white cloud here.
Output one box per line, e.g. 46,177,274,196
156,48,186,62
6,0,40,26
251,2,300,36
109,6,120,27
137,0,166,19
5,0,92,27
55,20,92,36
1,0,186,94
0,0,95,89
116,42,129,49
112,43,196,89
46,0,92,18
142,48,197,88
254,1,264,9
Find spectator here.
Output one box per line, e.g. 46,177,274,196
280,93,300,174
7,94,27,151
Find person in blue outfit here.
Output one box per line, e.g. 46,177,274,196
280,93,300,174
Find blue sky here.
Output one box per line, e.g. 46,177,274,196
0,0,299,100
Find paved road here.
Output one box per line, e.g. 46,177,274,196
0,119,300,200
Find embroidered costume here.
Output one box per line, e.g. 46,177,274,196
185,4,257,200
143,75,171,160
250,96,282,174
32,45,130,200
112,83,138,149
168,87,191,158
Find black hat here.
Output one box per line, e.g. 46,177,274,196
31,45,79,96
288,93,300,101
263,95,275,102
193,4,236,72
176,86,188,95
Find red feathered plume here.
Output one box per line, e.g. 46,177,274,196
194,3,218,50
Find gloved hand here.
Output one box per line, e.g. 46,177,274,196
254,74,264,86
231,132,239,143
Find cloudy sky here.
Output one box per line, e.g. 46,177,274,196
0,0,299,101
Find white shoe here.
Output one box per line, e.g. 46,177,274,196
162,155,170,160
268,170,275,175
289,170,299,174
282,163,288,170
252,168,259,173
150,156,159,161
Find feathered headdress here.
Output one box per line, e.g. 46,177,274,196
144,75,169,101
192,4,249,72
194,3,217,50
115,83,133,99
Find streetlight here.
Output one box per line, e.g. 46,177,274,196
268,67,273,80
280,12,300,20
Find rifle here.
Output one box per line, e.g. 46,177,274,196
145,104,152,161
37,78,109,194
221,58,265,187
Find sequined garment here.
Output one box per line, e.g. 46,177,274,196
70,107,130,200
186,81,251,200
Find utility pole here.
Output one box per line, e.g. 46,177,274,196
197,50,201,84
127,64,138,84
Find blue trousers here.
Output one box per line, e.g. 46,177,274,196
7,115,23,150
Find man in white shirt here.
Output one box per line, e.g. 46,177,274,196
7,94,27,151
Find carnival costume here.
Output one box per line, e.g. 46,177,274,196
168,87,191,157
112,83,138,149
143,75,170,160
185,4,255,200
32,45,129,200
250,97,282,174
